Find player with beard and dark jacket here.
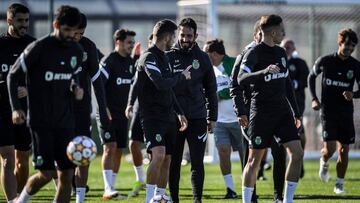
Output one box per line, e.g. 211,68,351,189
166,18,218,203
8,5,84,202
0,3,35,201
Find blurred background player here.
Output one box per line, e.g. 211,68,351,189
8,5,84,202
98,28,138,200
281,38,309,178
309,28,360,194
203,38,240,199
167,17,218,203
72,12,110,203
0,3,35,202
125,33,153,198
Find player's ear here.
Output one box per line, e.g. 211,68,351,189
7,18,13,26
194,33,198,41
53,21,59,30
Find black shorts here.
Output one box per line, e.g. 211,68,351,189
0,116,31,151
141,119,177,155
321,114,355,144
30,127,75,170
99,119,128,148
248,108,299,149
129,111,144,143
74,111,91,137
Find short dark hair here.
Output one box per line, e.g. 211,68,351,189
259,14,283,33
113,29,136,42
205,39,226,55
7,3,29,19
78,13,87,29
54,5,81,27
152,19,177,40
338,28,358,45
178,17,197,34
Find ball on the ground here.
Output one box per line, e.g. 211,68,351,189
67,136,97,166
150,195,172,203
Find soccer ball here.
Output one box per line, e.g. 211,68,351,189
67,136,97,166
150,195,172,203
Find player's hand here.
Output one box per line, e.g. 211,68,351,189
17,86,28,99
311,99,321,111
238,115,249,128
295,117,302,129
132,42,141,57
343,91,353,101
207,120,215,133
266,64,280,74
74,86,84,100
181,65,192,80
106,107,112,121
12,110,26,125
125,105,133,119
178,115,188,132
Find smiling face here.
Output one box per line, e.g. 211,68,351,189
339,39,356,58
178,26,197,50
8,12,29,37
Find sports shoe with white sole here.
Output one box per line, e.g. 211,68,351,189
102,190,127,200
333,183,346,194
319,158,330,182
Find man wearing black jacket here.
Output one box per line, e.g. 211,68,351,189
238,15,303,203
0,3,35,201
134,19,190,203
167,18,218,203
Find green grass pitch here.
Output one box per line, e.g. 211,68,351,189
1,158,359,202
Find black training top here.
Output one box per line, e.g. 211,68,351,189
99,51,136,120
0,33,35,117
136,45,184,122
166,42,218,121
309,52,360,115
8,35,83,128
238,42,300,117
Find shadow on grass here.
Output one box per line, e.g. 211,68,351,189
295,194,360,200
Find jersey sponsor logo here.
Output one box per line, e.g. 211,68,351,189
254,136,262,145
70,56,77,69
82,52,88,62
45,71,72,81
173,69,184,73
264,69,289,82
174,63,181,68
281,57,286,67
116,77,132,85
1,64,10,73
192,59,200,69
155,134,162,142
347,70,354,79
197,133,207,142
325,79,350,87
